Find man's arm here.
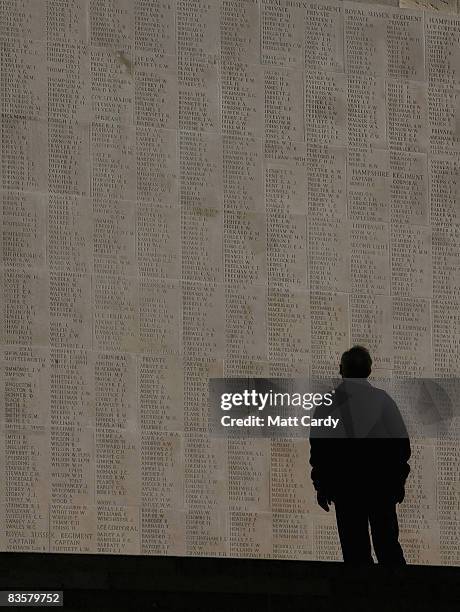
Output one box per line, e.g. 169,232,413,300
309,433,334,511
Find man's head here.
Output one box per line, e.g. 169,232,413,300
340,345,372,378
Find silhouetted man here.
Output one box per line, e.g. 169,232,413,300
309,346,411,564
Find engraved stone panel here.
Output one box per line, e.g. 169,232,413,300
0,0,459,566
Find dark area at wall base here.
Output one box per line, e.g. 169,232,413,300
0,553,458,611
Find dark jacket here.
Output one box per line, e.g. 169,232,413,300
309,379,411,500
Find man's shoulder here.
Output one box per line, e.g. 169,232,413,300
370,385,392,399
362,383,395,403
374,386,399,408
338,380,391,400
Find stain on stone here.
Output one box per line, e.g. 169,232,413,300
116,50,133,76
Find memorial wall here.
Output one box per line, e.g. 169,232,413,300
0,0,459,565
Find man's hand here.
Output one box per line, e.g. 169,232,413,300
317,491,331,512
394,485,405,504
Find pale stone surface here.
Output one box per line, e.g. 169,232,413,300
401,0,458,13
0,0,458,566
